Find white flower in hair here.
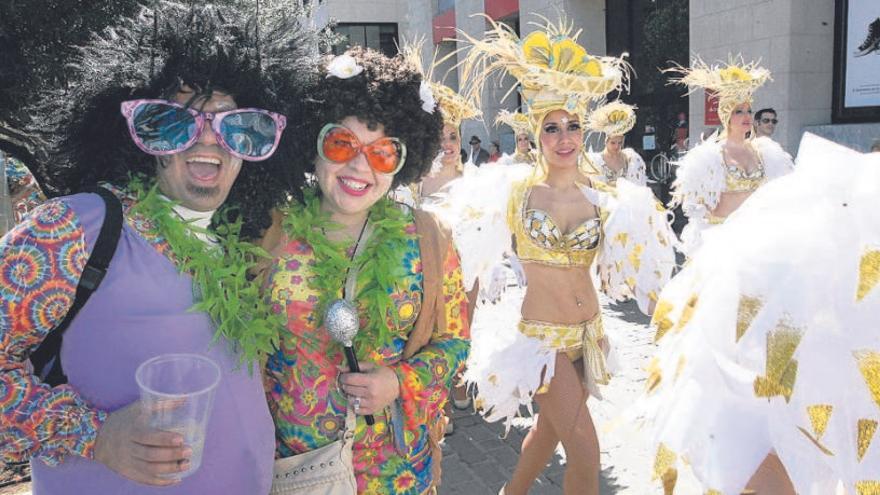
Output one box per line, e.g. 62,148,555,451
326,54,363,79
419,80,436,114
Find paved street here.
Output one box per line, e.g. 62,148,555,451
439,296,701,495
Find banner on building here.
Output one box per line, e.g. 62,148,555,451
833,0,880,122
704,90,720,126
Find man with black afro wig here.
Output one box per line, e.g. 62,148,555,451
29,0,319,239
0,2,321,493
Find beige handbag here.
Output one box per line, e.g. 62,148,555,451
269,407,357,495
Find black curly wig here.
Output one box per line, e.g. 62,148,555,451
289,46,443,190
28,1,322,240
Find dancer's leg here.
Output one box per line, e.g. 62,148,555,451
506,410,559,494
743,453,796,495
507,354,600,495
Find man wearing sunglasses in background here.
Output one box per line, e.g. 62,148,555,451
754,107,779,139
0,4,319,494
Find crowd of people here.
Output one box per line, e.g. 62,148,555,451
0,3,878,495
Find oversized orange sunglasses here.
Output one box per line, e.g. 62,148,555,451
317,123,407,175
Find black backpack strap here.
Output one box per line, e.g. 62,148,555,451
30,187,124,386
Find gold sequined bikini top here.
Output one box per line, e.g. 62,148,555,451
508,181,602,267
724,148,766,193
600,152,630,185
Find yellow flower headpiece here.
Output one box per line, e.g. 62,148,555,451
402,39,480,128
459,15,629,133
667,55,770,129
588,100,637,137
495,109,532,137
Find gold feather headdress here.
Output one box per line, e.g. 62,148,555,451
402,39,480,128
588,100,637,137
495,109,532,137
458,15,630,133
666,55,770,129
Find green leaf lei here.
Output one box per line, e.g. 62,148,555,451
127,176,280,371
280,188,411,354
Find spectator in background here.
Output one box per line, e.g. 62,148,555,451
871,138,880,152
754,108,778,138
467,135,489,165
488,141,501,163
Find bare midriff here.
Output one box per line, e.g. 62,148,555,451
711,190,753,219
520,262,599,324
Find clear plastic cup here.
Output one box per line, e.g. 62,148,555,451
135,353,221,479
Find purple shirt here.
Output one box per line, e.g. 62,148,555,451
20,192,274,494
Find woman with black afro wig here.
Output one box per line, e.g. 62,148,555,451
263,46,471,493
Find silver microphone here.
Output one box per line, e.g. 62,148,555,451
325,299,374,425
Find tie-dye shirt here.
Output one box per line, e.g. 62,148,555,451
264,214,470,494
3,154,47,225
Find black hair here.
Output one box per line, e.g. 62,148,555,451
29,2,321,240
754,108,777,122
289,46,442,189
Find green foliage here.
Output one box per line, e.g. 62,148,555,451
638,0,689,93
128,175,281,372
281,189,411,356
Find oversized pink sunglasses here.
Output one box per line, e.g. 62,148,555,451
120,99,287,161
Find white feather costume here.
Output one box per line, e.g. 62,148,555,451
672,136,793,254
640,134,880,494
588,148,647,187
426,165,677,429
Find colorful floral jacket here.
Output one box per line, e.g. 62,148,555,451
264,215,470,494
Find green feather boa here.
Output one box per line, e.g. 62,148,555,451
281,188,411,354
128,177,280,371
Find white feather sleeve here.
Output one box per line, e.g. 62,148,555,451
753,136,794,179
623,148,648,186
671,139,725,218
423,163,534,291
581,179,678,314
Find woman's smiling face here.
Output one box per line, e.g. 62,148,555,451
539,109,584,170
314,116,395,220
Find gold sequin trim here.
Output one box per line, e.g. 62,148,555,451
797,402,834,456
856,480,880,495
652,443,676,480
857,249,880,302
674,356,687,381
858,418,878,462
652,443,678,495
674,295,698,332
797,426,835,456
807,404,833,438
628,243,645,271
653,299,675,342
735,295,763,343
646,358,662,394
753,320,802,402
855,350,880,410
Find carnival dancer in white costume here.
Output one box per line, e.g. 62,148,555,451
668,58,793,255
641,133,880,495
430,17,678,495
393,41,481,210
587,101,647,186
496,109,537,166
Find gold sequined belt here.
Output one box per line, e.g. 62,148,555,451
518,316,610,386
706,213,726,225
